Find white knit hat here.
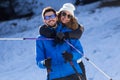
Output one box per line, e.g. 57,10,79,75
59,3,75,17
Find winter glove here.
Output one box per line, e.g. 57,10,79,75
62,51,73,62
64,32,69,39
54,32,65,43
44,58,51,69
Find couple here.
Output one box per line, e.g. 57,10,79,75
36,3,87,80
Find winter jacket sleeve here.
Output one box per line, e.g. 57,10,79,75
65,24,84,39
36,36,46,69
68,39,84,61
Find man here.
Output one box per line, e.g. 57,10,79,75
36,7,84,80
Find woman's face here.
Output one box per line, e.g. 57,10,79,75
60,11,72,24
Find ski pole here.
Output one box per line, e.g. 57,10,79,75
0,38,53,40
64,39,113,80
0,38,113,79
47,69,50,80
69,61,82,80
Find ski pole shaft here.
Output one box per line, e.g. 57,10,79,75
64,39,113,80
47,69,50,80
84,57,112,80
69,61,82,80
0,38,24,40
0,38,53,40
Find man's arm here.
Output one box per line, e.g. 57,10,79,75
36,37,46,69
69,39,84,61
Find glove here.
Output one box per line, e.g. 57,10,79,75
62,51,73,62
44,58,51,69
64,32,69,39
54,32,65,43
56,32,65,40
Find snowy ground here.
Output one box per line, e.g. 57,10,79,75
0,1,120,80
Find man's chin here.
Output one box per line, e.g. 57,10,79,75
48,24,56,27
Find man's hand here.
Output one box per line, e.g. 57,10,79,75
54,32,65,43
44,58,51,69
62,51,73,62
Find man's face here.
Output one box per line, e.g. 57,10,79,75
44,11,58,27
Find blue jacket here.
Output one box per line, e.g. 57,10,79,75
36,23,84,79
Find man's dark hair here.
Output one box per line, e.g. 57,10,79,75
42,7,56,19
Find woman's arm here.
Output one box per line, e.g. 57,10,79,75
39,25,56,38
64,24,84,39
39,24,84,39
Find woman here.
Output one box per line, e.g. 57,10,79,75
39,3,87,80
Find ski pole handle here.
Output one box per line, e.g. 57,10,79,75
69,61,82,80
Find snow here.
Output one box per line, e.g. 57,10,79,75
0,1,120,80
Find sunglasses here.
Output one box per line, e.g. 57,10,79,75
44,14,56,20
61,11,72,19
